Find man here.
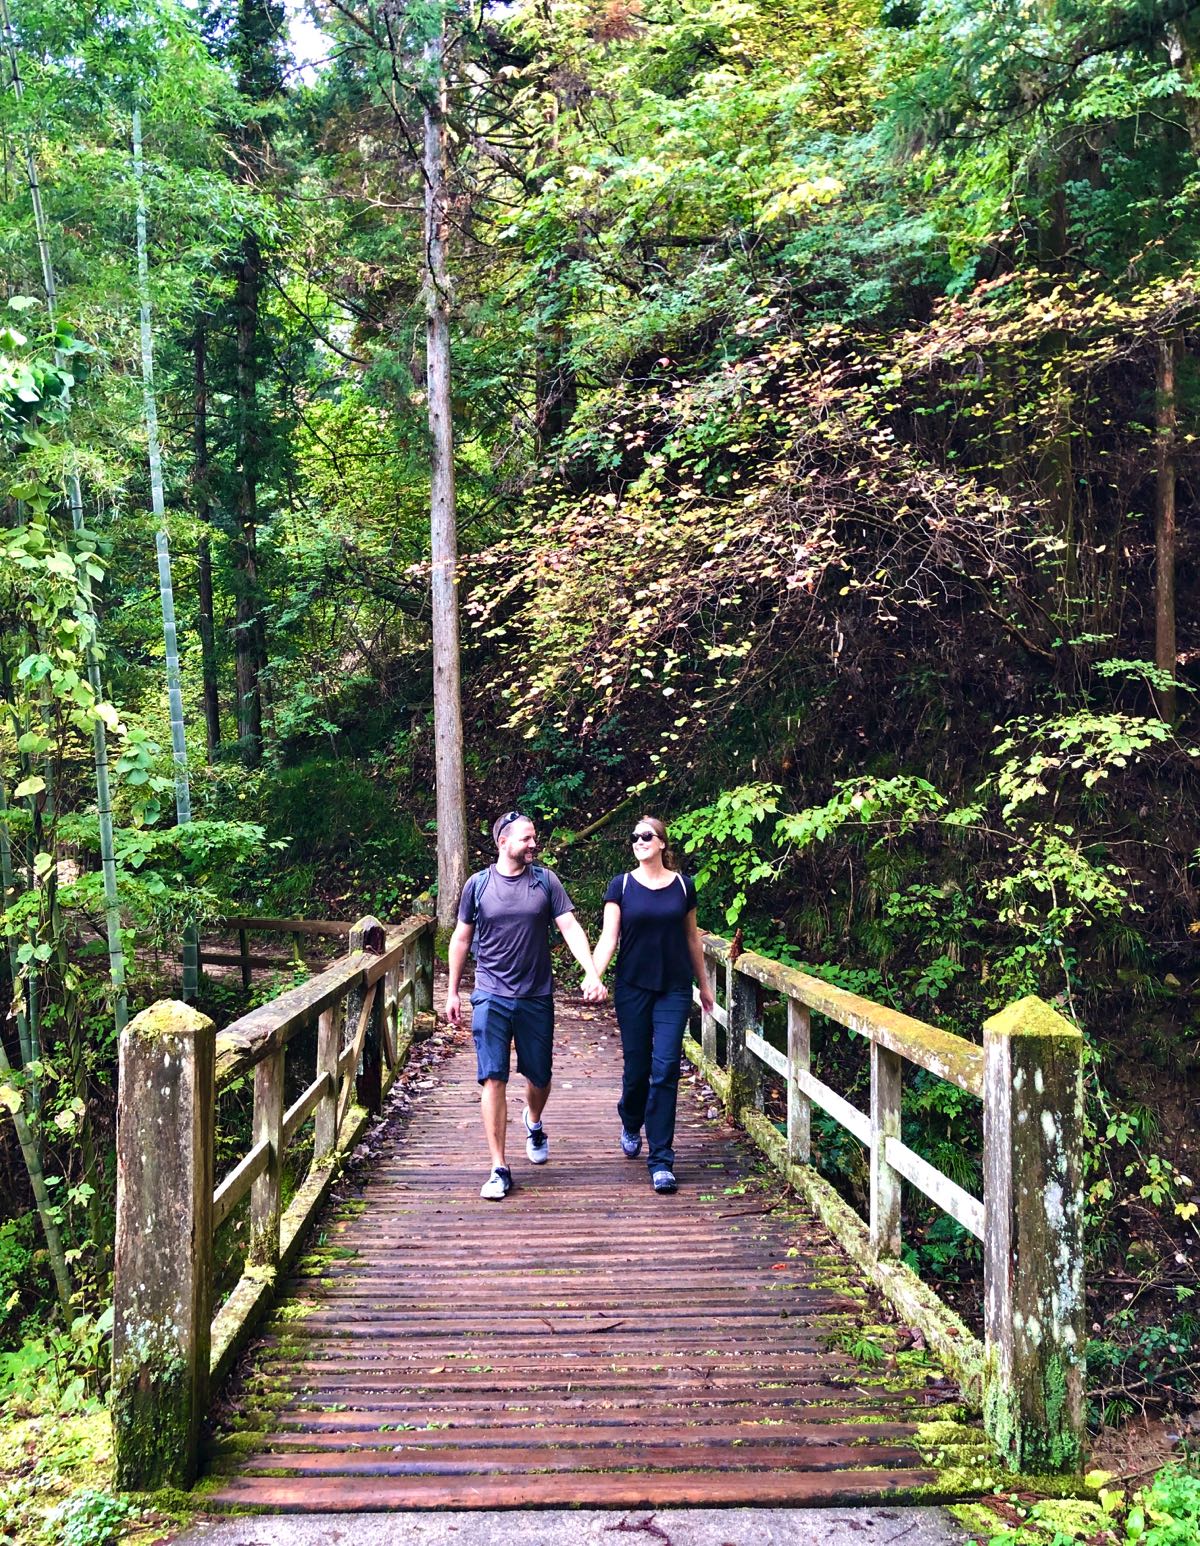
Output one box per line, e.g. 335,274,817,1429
446,810,606,1200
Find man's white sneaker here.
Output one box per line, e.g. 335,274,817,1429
480,1166,512,1200
524,1106,549,1165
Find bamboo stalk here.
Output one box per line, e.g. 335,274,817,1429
133,107,198,1000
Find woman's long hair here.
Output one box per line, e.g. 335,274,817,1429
639,814,677,870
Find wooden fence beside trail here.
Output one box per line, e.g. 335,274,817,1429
110,912,436,1489
198,916,355,988
688,930,1085,1476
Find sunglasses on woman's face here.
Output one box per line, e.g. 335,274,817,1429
631,830,657,844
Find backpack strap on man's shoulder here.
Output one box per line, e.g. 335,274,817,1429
466,865,495,925
529,863,552,903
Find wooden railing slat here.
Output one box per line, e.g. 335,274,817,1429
221,917,354,936
338,979,379,1129
282,1070,333,1149
212,1135,270,1231
694,935,1084,1474
885,1136,984,1241
113,915,437,1493
729,947,985,1096
794,1067,871,1146
745,1028,787,1078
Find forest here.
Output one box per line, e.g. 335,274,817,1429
1,0,1199,1540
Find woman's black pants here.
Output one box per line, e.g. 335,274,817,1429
614,983,692,1172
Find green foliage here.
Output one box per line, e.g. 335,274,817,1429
0,1308,112,1415
978,1465,1200,1546
265,757,387,859
46,1488,131,1546
0,1215,37,1340
673,782,781,924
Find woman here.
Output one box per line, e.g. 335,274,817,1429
593,816,715,1193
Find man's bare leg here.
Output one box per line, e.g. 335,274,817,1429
481,1078,507,1169
525,1079,551,1126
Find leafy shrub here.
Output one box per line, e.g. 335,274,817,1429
264,756,429,879
981,1464,1200,1545
266,756,381,857
47,1488,131,1546
0,1214,37,1341
0,1309,113,1414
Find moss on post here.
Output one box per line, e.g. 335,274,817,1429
982,995,1085,1473
112,999,215,1490
726,966,760,1122
349,915,384,1116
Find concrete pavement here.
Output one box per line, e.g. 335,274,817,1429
167,1505,973,1544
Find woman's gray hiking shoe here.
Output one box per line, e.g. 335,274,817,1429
480,1166,512,1200
652,1168,677,1193
524,1107,549,1164
620,1129,642,1157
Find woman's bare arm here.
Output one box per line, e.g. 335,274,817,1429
593,900,622,978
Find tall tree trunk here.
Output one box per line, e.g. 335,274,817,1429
134,108,199,998
424,12,467,929
234,229,264,767
1,0,126,1033
1154,19,1200,723
193,320,222,760
1154,335,1180,723
532,44,577,453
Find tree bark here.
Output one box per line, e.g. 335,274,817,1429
1154,334,1180,723
193,321,222,760
424,13,468,929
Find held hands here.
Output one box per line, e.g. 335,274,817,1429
580,972,607,1003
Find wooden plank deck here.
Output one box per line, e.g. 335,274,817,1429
207,994,972,1510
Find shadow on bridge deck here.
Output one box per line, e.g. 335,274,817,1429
205,992,973,1510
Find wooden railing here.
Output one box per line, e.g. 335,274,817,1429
111,912,436,1490
198,915,354,988
687,932,1085,1475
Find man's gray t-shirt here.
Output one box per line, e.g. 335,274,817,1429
458,866,573,998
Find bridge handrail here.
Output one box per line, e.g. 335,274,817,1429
111,912,436,1491
690,931,1085,1477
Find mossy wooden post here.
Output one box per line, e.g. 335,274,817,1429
415,921,434,1014
314,1001,341,1160
112,1000,215,1489
786,1000,811,1165
350,915,385,1116
870,1041,903,1259
700,955,719,1063
982,996,1085,1472
250,1046,284,1270
727,965,760,1121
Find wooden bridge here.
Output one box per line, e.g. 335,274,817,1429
111,913,1086,1508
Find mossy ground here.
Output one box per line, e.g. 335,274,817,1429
0,1402,212,1545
